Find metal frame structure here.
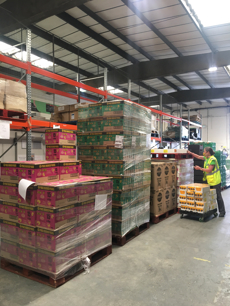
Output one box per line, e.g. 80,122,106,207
0,33,202,158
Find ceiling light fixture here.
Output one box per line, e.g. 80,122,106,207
208,66,217,72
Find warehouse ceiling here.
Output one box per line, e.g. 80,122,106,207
0,0,230,110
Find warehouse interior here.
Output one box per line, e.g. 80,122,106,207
0,0,230,305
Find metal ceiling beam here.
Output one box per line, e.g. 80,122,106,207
0,0,90,35
82,51,230,86
57,12,139,64
78,4,189,93
0,35,93,78
0,34,145,100
140,88,230,104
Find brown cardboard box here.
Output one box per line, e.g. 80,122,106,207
5,95,27,113
0,78,6,94
170,162,177,186
0,93,4,109
5,80,27,98
50,113,61,122
69,104,78,111
150,189,165,216
61,112,70,122
163,163,171,187
70,110,78,121
55,105,70,113
151,162,164,191
164,187,171,211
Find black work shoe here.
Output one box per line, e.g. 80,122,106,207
219,213,226,217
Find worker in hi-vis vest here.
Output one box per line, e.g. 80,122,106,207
188,147,226,217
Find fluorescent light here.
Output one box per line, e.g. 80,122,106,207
186,0,230,27
99,86,123,94
0,41,54,69
209,66,217,72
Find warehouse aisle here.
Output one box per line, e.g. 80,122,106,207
1,188,230,306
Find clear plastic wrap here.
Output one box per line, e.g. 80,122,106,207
77,100,151,237
0,176,112,280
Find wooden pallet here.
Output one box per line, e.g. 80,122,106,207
112,222,150,246
0,245,112,288
150,208,177,224
0,109,27,121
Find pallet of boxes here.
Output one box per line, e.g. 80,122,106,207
0,128,113,288
0,78,27,112
179,183,218,222
78,100,151,246
150,161,177,224
50,103,91,123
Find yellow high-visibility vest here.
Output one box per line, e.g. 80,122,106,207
203,156,221,186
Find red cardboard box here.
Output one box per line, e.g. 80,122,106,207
18,161,59,183
0,220,19,243
0,239,19,262
36,204,78,230
18,204,37,226
19,244,37,268
0,182,18,203
0,162,20,182
0,201,18,222
18,224,37,247
45,129,76,145
58,161,82,180
46,145,76,161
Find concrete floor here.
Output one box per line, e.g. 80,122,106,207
1,189,230,306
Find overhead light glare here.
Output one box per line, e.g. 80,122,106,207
186,0,230,27
98,85,123,94
209,66,217,72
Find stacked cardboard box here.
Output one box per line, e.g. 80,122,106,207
78,100,151,237
176,159,194,207
0,78,27,112
50,103,91,123
215,150,227,188
150,161,177,217
179,183,217,213
45,129,77,161
0,160,112,279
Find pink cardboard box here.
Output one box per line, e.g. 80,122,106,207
37,245,78,274
18,185,37,206
36,224,79,252
36,204,78,230
0,220,19,243
18,204,37,226
46,145,76,161
96,180,113,195
18,161,59,183
76,200,95,215
0,201,18,222
0,239,19,262
58,161,82,180
45,129,76,145
0,182,18,203
18,224,37,247
19,244,37,268
0,162,20,182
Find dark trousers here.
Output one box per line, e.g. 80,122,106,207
210,183,226,214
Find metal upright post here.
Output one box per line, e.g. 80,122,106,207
160,95,163,147
128,79,131,100
180,104,182,149
77,50,80,103
188,108,190,144
52,35,55,107
104,68,108,101
26,29,32,161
